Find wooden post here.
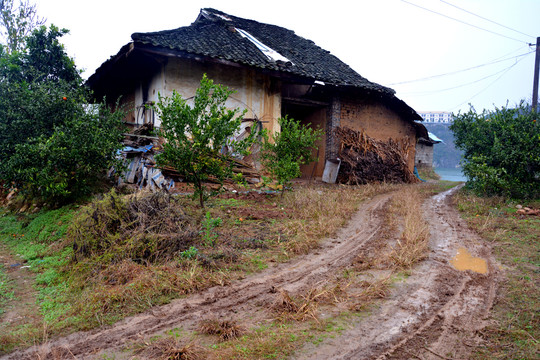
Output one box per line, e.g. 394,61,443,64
533,37,540,112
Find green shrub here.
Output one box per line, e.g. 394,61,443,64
261,116,323,192
451,102,540,198
201,211,222,247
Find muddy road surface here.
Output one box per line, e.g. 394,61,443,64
2,185,499,359
295,186,500,359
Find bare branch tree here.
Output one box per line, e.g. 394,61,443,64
0,0,45,54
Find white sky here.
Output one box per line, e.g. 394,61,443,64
33,0,540,114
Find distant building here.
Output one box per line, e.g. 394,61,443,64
418,111,453,124
415,132,442,168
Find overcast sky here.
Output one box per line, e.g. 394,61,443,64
33,0,540,114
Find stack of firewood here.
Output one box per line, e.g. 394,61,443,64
335,126,417,184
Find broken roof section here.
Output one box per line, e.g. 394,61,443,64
234,27,292,64
128,8,394,94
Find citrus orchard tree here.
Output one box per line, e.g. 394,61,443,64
0,25,125,204
450,102,540,198
153,74,252,207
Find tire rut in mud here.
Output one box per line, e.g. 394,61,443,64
1,193,394,360
294,186,500,360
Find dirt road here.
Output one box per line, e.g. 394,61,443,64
2,185,499,359
295,185,500,359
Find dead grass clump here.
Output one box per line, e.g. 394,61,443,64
134,337,204,360
273,287,333,322
69,190,197,263
353,250,379,271
387,188,430,268
33,345,75,360
198,318,243,341
349,277,392,311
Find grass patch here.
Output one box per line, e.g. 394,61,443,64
417,167,441,181
454,190,539,359
0,264,14,315
0,206,76,353
206,320,320,359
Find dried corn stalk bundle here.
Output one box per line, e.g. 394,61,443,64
335,126,418,184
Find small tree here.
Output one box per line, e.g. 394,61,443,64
153,74,250,207
261,116,323,194
450,102,540,198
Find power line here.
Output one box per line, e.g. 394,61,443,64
400,64,521,96
389,50,534,85
400,0,531,45
439,0,535,39
448,54,528,111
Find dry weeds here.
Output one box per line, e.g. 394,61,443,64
198,318,243,341
273,288,320,322
387,187,430,268
348,276,392,311
281,182,399,254
134,337,204,360
69,190,197,263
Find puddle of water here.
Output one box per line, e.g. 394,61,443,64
450,247,488,274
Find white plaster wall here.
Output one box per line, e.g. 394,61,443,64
134,57,281,133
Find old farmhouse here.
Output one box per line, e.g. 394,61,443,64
87,8,427,180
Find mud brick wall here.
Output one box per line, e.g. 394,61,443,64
337,96,417,171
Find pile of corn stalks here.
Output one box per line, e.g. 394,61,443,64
335,126,417,184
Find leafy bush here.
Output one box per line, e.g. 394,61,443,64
261,116,323,192
0,26,125,203
450,102,540,198
153,74,252,207
6,103,125,202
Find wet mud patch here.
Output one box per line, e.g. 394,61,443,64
450,247,488,274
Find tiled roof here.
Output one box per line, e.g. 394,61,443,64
131,8,394,95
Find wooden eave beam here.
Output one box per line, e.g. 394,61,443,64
282,97,329,107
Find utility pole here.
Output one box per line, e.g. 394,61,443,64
533,37,540,112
